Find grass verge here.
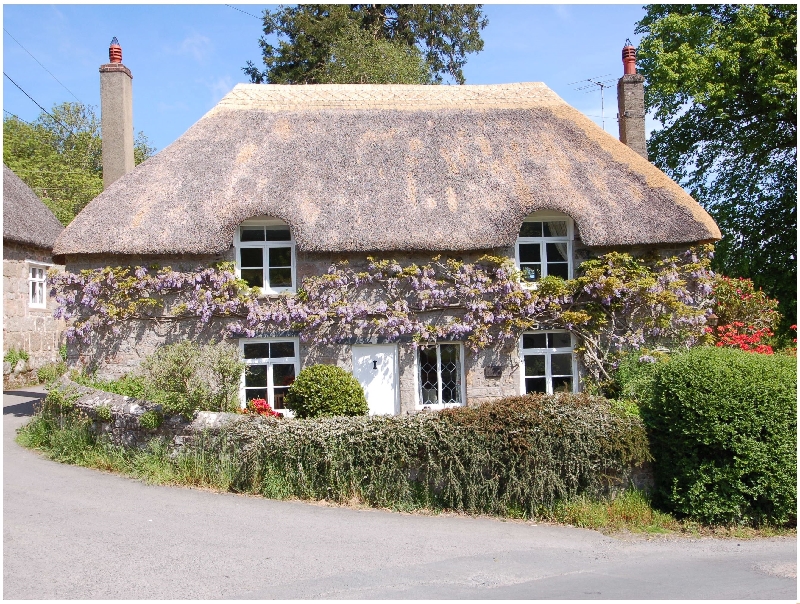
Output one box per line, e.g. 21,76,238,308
15,405,795,539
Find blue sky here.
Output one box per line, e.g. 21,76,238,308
3,4,652,153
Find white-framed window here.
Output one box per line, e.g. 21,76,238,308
27,262,50,309
515,212,574,283
234,218,296,294
520,330,577,394
416,343,465,409
239,337,300,416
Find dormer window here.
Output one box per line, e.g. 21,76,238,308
516,213,574,283
235,218,296,293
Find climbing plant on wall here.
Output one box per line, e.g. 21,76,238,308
50,246,715,385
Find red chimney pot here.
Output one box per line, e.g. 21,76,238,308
622,41,636,75
109,37,122,64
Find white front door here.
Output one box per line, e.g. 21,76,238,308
352,345,398,415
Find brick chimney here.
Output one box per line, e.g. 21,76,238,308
616,39,648,160
100,37,134,189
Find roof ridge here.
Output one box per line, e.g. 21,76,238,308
210,82,566,113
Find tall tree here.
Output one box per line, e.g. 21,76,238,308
243,4,488,85
635,4,797,326
3,102,155,225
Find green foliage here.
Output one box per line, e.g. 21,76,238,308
316,21,430,84
636,5,797,329
137,340,245,418
641,347,797,525
36,361,67,384
4,348,29,371
228,392,650,515
711,275,781,332
138,410,163,431
284,364,368,418
72,372,148,399
95,404,112,422
3,102,155,225
607,351,669,404
244,4,487,85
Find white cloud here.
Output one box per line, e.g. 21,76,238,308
166,33,212,63
199,76,234,106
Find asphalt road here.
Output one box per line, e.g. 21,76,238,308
3,387,797,600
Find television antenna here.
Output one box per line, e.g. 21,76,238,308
568,74,616,131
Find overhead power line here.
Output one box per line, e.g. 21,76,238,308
3,108,34,126
3,28,82,104
3,72,73,134
225,4,262,20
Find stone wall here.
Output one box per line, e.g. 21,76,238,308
3,241,65,388
59,378,238,449
60,240,692,410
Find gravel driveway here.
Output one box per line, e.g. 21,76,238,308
3,387,796,599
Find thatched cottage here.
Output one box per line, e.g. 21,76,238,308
3,164,65,388
52,43,719,415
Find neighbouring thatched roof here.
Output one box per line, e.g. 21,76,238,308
54,83,720,257
3,164,64,250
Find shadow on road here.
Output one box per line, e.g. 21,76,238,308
3,399,39,417
3,391,45,417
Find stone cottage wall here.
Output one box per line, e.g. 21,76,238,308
60,240,696,410
3,241,65,388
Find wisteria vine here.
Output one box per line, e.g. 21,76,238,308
49,246,716,384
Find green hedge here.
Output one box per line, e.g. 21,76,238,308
224,393,649,516
642,347,797,525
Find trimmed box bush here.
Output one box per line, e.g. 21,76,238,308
642,347,797,525
284,364,368,418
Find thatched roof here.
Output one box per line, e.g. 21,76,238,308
54,83,720,257
3,164,64,250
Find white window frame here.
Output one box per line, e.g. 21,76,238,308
515,212,575,285
27,261,52,309
415,342,466,410
519,330,578,395
234,217,297,294
239,337,300,417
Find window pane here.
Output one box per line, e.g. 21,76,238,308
439,345,461,405
273,364,296,387
273,387,289,409
268,247,292,267
418,346,438,404
518,243,541,263
542,221,567,237
240,248,263,268
547,263,569,279
520,265,541,282
519,222,543,237
265,227,292,241
524,354,546,376
549,332,572,348
240,227,265,242
522,334,547,349
245,365,267,387
245,388,268,401
552,376,573,393
546,243,569,262
269,268,292,288
270,342,295,358
551,353,573,376
241,269,263,288
525,377,547,393
243,343,270,359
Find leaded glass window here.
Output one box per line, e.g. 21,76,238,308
521,331,576,394
418,343,463,407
